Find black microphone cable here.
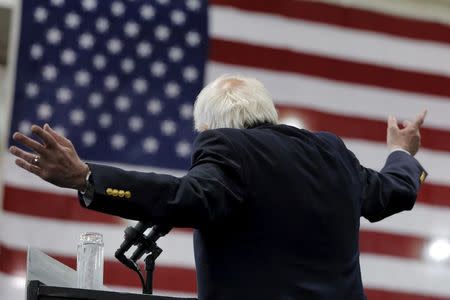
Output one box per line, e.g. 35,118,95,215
115,221,152,290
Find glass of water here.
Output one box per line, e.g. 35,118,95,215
77,232,104,290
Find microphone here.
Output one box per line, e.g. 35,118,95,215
115,221,152,266
130,225,172,262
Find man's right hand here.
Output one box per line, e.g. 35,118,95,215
9,124,89,191
387,110,427,156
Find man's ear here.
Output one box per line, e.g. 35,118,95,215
199,123,209,132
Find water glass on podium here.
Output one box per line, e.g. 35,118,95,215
77,232,104,290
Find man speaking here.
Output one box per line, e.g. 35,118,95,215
10,75,427,299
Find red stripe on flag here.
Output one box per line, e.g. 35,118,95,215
360,231,426,260
211,0,450,44
365,289,450,300
210,38,450,98
418,182,450,208
1,244,449,299
0,245,26,276
2,185,123,225
276,105,450,155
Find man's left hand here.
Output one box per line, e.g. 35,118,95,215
9,124,89,191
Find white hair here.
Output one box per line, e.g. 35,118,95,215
193,75,278,132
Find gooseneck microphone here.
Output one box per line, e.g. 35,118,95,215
115,221,152,270
115,221,172,294
130,224,172,262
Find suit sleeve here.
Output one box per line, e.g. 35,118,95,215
359,150,427,222
326,133,427,222
78,130,246,228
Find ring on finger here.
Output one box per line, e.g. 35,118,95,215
31,155,40,166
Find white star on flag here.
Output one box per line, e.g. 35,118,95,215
164,81,181,98
115,95,131,112
110,134,127,150
56,87,73,104
120,58,135,74
82,0,97,12
154,25,171,41
98,113,112,128
150,61,167,78
128,116,144,132
140,4,155,20
37,103,53,120
65,12,81,29
30,44,44,60
25,83,39,98
69,109,86,125
88,93,103,108
147,99,163,115
82,131,97,147
142,137,159,154
34,7,48,23
171,10,186,26
111,1,126,17
104,74,119,91
160,119,177,136
124,21,140,38
175,141,192,158
92,54,107,70
42,65,58,81
168,46,184,62
78,33,95,49
60,49,77,65
95,17,109,33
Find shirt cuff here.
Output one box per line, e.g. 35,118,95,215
80,187,94,206
79,170,94,206
389,147,411,156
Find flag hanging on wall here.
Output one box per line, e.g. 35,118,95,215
1,0,450,299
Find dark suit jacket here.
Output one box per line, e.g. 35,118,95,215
79,124,426,300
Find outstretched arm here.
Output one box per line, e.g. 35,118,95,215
360,110,428,222
9,125,245,228
77,130,246,227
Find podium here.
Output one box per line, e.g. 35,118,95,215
26,247,197,300
27,281,196,300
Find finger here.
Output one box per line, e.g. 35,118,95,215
413,109,428,128
31,125,58,148
15,158,42,177
44,124,72,147
12,132,46,154
387,115,399,130
9,146,37,163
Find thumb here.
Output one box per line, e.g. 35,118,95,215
413,109,427,128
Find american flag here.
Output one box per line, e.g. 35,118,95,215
1,0,450,299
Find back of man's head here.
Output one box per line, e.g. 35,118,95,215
193,75,278,132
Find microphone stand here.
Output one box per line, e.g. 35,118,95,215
139,237,162,294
